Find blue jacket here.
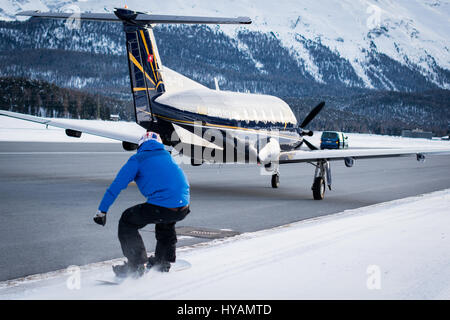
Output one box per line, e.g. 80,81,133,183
98,140,190,212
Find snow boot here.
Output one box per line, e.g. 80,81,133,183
147,255,171,272
112,261,146,278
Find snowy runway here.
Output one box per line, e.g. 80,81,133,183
1,189,449,299
1,116,450,298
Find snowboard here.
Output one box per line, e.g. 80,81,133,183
96,259,191,285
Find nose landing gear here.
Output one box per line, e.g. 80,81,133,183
271,172,280,188
264,162,280,189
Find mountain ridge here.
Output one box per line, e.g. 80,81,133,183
0,1,448,135
0,0,449,91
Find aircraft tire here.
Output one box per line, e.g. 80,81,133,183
312,177,325,200
271,173,280,188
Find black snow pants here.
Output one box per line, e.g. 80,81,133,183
118,202,190,266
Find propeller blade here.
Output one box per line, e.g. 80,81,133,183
300,101,325,129
303,139,319,151
293,141,303,150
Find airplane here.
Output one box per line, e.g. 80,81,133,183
1,7,449,201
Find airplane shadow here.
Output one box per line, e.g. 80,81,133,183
189,182,376,209
190,182,316,202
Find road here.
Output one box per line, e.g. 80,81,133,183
1,141,450,281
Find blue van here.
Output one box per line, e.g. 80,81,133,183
320,131,349,149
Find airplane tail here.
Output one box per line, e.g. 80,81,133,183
17,8,251,130
123,22,165,129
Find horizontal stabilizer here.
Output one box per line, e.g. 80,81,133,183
133,14,251,25
16,10,251,25
17,11,120,22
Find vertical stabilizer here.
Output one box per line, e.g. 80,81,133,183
122,21,165,129
16,8,251,131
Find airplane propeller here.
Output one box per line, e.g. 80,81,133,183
295,101,325,151
302,138,318,151
300,101,325,128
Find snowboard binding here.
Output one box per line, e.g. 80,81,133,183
146,255,171,272
112,256,171,279
112,262,146,279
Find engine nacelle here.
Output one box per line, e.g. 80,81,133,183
65,129,82,138
122,141,138,151
258,138,281,166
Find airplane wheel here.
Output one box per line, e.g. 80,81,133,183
312,177,325,200
271,173,280,188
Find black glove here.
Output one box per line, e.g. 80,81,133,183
93,211,107,226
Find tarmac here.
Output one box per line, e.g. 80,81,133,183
1,141,450,281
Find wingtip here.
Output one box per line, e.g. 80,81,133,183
16,10,39,16
237,16,252,24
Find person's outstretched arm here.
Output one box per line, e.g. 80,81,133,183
98,156,139,214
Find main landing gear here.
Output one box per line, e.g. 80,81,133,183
311,160,332,200
267,160,333,200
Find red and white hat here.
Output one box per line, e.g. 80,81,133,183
138,131,162,146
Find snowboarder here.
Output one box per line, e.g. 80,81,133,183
93,131,190,278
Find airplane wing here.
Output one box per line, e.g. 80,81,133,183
0,110,145,144
279,147,450,164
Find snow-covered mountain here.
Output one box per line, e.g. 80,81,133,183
0,0,449,91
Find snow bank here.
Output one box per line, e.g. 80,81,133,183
0,116,143,143
1,189,449,300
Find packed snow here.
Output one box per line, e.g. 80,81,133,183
0,115,143,143
0,188,449,299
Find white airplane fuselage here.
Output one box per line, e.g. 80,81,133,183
149,88,302,165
